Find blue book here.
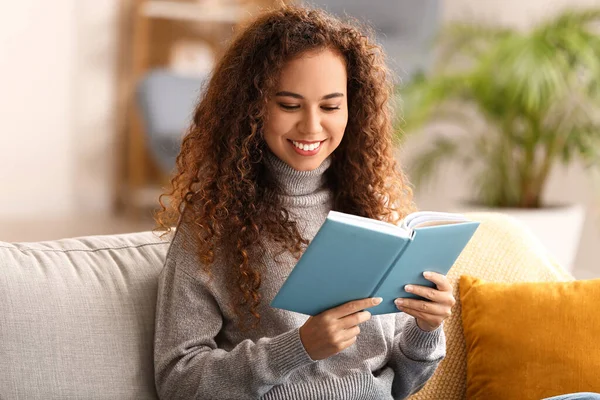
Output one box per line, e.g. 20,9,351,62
270,211,480,316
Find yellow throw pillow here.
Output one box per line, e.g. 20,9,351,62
459,275,600,400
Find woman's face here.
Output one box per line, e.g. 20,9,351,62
263,48,348,171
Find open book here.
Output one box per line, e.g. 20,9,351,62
270,211,480,316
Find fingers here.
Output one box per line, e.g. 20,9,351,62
321,324,361,347
329,297,382,319
396,273,455,332
422,271,453,292
404,273,455,306
339,325,361,342
399,306,445,331
404,283,455,307
302,298,379,361
339,310,371,329
338,335,358,349
395,297,452,320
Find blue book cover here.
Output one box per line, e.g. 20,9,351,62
270,211,480,316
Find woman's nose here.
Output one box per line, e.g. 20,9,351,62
299,107,324,135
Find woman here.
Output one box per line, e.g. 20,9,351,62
153,5,454,399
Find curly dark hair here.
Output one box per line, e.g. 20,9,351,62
154,4,416,331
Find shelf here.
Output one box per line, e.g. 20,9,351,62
118,0,276,218
141,1,253,23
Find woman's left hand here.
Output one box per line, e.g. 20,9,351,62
394,271,456,332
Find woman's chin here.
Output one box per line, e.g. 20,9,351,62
285,152,328,171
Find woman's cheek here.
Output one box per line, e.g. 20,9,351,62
270,112,296,136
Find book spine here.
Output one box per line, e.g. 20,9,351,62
368,238,411,297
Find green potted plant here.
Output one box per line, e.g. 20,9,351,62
396,8,600,270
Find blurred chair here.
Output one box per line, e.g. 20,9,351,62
301,0,441,83
135,69,207,173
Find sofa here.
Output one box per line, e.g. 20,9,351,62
0,212,572,399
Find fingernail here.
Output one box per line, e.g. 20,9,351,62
405,285,413,292
424,271,432,278
373,297,383,305
395,299,404,306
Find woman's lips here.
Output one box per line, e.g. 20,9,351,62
288,139,325,156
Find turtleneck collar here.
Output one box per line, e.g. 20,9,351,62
264,149,333,208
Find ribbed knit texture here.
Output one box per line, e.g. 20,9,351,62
154,150,446,400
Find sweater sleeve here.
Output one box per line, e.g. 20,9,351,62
153,256,316,400
386,313,446,399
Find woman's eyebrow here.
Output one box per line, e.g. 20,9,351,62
275,91,344,100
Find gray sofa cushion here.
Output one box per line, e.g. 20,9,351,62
0,231,171,400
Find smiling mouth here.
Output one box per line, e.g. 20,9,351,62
288,139,325,151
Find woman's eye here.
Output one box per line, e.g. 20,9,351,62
278,104,340,111
279,104,300,110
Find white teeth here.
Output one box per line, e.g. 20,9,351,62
292,140,321,151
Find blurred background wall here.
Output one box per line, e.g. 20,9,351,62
1,0,598,277
1,0,78,217
0,0,120,217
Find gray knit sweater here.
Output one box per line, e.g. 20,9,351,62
154,151,446,400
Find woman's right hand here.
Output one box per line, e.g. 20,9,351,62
299,297,382,361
